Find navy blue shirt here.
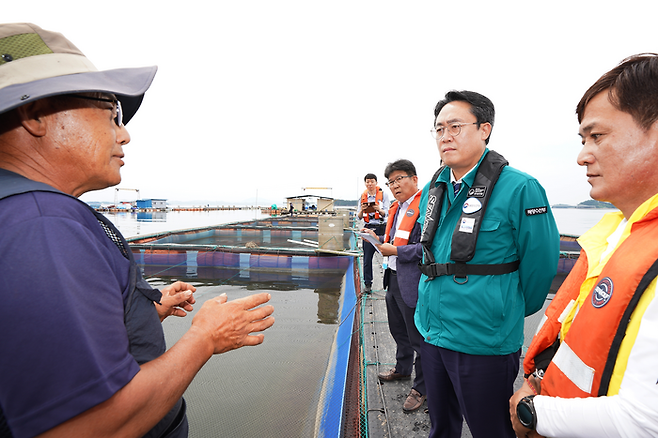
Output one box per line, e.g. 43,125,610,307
0,190,141,437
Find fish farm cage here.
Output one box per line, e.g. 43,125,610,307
128,215,369,438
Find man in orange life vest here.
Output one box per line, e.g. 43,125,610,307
510,54,658,437
357,173,390,293
361,159,426,412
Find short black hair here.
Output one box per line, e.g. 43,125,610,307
364,173,377,182
384,159,417,179
577,53,658,130
434,90,495,144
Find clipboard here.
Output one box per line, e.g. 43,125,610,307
359,232,382,254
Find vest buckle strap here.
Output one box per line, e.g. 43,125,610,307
419,260,520,281
419,262,450,280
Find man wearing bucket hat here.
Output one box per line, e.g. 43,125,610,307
0,23,274,438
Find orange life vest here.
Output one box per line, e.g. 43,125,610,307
384,191,422,246
361,187,383,223
524,206,658,397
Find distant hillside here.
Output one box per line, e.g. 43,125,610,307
334,199,357,207
578,200,615,208
553,200,616,209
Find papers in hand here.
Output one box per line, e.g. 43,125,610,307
359,232,382,254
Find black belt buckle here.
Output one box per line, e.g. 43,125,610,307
420,263,443,281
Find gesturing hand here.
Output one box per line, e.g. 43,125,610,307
192,292,275,355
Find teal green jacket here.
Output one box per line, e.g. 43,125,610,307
414,150,559,355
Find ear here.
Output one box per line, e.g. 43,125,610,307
478,122,491,142
16,100,49,137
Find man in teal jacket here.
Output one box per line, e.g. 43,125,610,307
415,90,559,438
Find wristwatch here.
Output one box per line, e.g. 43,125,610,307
516,395,537,430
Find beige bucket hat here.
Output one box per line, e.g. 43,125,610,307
0,23,157,124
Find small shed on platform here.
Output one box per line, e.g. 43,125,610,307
136,199,167,209
286,195,334,212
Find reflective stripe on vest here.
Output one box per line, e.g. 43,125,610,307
525,207,658,397
418,150,519,280
551,340,596,393
395,229,410,241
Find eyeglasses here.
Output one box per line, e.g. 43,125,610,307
385,175,413,187
430,122,478,140
67,94,123,127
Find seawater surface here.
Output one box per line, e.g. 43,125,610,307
153,279,344,438
102,208,265,239
552,208,618,236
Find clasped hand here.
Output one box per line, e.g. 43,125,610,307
157,281,197,322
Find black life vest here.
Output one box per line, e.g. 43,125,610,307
419,150,520,281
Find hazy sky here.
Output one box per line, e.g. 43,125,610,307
5,1,655,206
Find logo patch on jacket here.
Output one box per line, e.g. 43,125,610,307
525,206,548,216
458,217,475,233
406,208,415,217
462,198,482,214
592,277,613,308
468,186,486,198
